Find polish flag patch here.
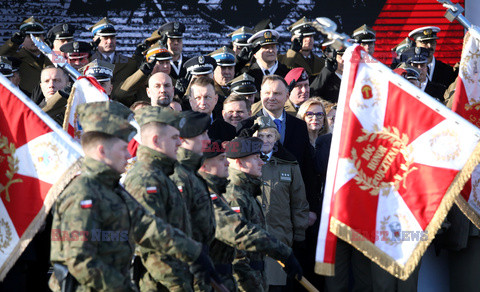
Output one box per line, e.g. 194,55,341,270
210,194,218,200
177,186,183,193
146,186,157,194
80,200,93,209
231,206,240,213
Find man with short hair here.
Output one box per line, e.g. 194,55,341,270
46,23,75,52
222,94,251,128
210,46,236,97
352,24,376,56
158,22,187,80
124,106,196,291
38,66,70,125
50,101,217,291
189,76,236,141
147,72,175,107
59,41,93,70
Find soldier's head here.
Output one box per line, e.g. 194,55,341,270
401,47,429,82
228,26,254,55
226,73,257,107
260,75,289,118
178,110,211,155
145,42,173,75
136,106,182,160
200,140,229,178
90,17,117,54
222,94,251,128
249,29,280,67
0,57,15,85
288,17,316,54
147,72,175,107
82,59,114,96
47,23,75,52
285,67,310,107
19,16,45,55
226,137,265,177
189,76,218,116
159,22,185,57
252,116,280,154
210,46,236,86
409,26,439,58
352,24,376,55
40,66,68,101
3,57,21,87
184,55,217,80
60,41,93,70
78,101,135,173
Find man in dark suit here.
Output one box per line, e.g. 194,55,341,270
243,29,290,92
310,45,345,103
408,26,457,90
188,76,236,142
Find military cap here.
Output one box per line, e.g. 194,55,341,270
254,116,278,132
401,47,430,65
284,67,308,88
77,101,136,142
248,29,279,47
227,73,257,95
82,59,114,82
228,26,254,47
145,29,163,43
394,63,420,81
19,16,45,35
5,57,20,72
209,46,236,67
60,41,93,58
47,24,75,43
408,26,440,42
391,37,412,56
178,110,211,138
352,24,376,43
0,57,13,78
159,22,185,39
145,41,172,61
134,105,181,130
322,39,346,55
184,55,217,76
89,17,116,37
288,17,316,37
203,140,226,159
253,18,274,32
225,137,263,159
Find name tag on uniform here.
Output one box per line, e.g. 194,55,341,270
280,172,291,182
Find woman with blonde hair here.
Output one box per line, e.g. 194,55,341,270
297,97,329,147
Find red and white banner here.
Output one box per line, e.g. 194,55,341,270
63,76,109,140
0,74,83,280
316,45,480,280
451,26,480,228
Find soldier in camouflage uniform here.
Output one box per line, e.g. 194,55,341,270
50,101,216,292
170,111,216,291
198,140,303,291
124,106,195,292
223,136,304,291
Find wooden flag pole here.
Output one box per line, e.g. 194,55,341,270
277,260,319,292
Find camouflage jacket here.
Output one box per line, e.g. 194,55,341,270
200,172,291,266
124,145,193,289
50,157,201,292
171,148,216,245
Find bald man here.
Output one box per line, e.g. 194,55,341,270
146,72,175,107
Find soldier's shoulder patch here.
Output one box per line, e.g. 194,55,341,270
231,206,241,213
146,186,158,194
80,199,93,209
177,185,183,193
210,193,218,200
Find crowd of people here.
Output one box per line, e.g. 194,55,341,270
0,12,474,292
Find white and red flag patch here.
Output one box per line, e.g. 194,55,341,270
80,199,93,209
0,74,83,280
451,27,480,228
231,206,241,213
315,45,480,280
146,186,158,194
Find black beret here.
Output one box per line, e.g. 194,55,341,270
203,140,226,159
225,137,263,159
179,110,211,138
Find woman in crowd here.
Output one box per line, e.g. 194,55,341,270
297,97,330,147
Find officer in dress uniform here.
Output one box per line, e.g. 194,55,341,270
229,26,254,56
159,21,187,80
352,24,376,56
408,26,457,90
226,73,258,107
82,59,115,96
59,41,93,70
46,24,75,52
391,37,413,69
243,29,290,92
278,17,324,77
0,16,53,96
0,57,16,84
209,46,237,97
89,17,138,91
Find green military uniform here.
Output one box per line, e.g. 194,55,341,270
124,106,194,291
50,102,202,292
224,167,269,291
200,171,292,292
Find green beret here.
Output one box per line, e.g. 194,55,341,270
225,137,263,159
77,101,136,142
134,106,181,129
179,110,211,138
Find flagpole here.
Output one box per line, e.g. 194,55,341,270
437,0,472,29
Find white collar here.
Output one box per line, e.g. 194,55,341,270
335,71,343,79
259,60,278,75
171,55,183,75
265,109,285,121
102,52,115,62
421,80,428,91
427,56,435,82
263,151,273,161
